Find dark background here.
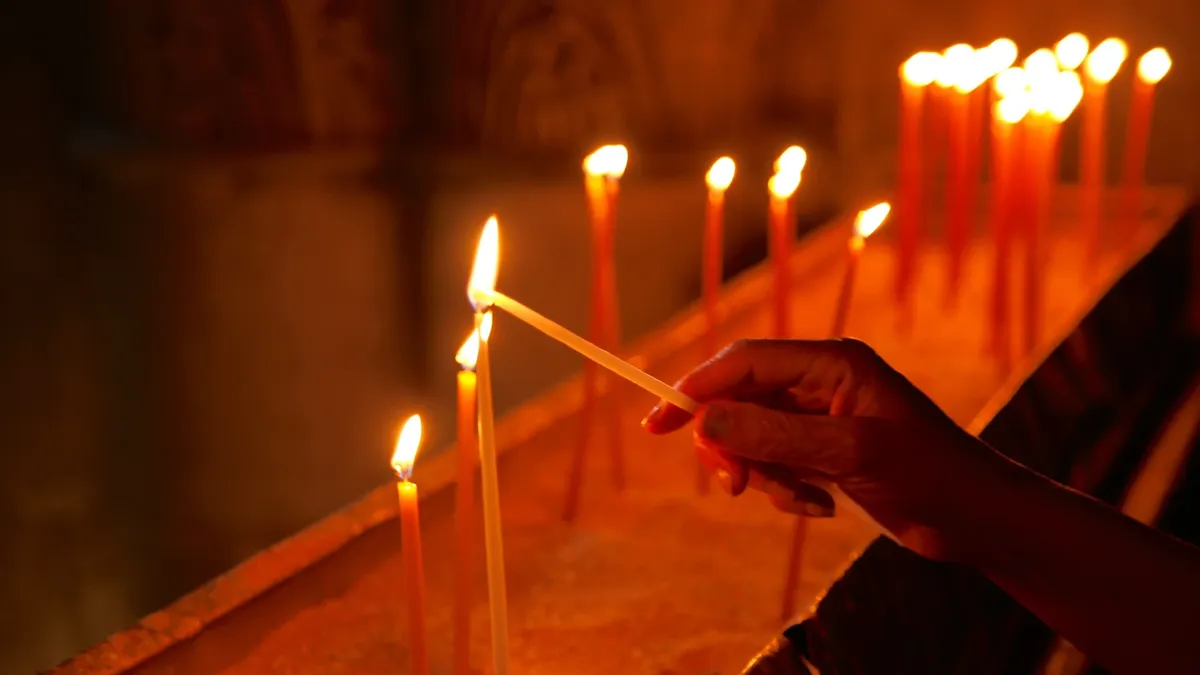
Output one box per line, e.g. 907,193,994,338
1,1,1197,671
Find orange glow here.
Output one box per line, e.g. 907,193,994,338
1024,48,1059,86
854,202,891,238
391,414,423,478
1084,38,1128,83
774,146,807,175
467,216,500,309
993,67,1027,98
1137,48,1171,84
996,95,1031,124
902,52,942,86
583,144,629,178
1049,71,1084,121
706,157,736,191
768,170,801,200
954,49,992,93
938,43,976,88
455,312,493,370
1055,33,1090,70
984,38,1018,75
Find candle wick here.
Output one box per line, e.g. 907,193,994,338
394,466,413,482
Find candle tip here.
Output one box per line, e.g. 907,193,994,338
1085,38,1128,83
706,157,736,191
854,202,891,238
391,414,423,479
1137,47,1171,84
1055,33,1090,71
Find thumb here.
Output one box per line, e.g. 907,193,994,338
697,401,860,476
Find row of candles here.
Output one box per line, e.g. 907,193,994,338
388,141,891,673
385,32,1173,672
897,35,1171,364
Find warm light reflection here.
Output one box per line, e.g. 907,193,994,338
583,144,629,178
996,95,1031,124
768,170,801,200
1055,33,1090,70
467,216,500,309
854,202,891,238
391,414,423,479
902,51,942,86
984,38,1018,74
994,67,1028,98
1084,38,1128,83
455,312,493,370
1050,71,1084,121
939,43,976,88
1137,48,1172,84
706,157,736,191
774,146,808,175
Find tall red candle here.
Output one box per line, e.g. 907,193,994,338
392,415,429,675
768,148,804,337
942,43,975,309
699,156,735,494
989,97,1026,371
897,53,939,329
1121,48,1171,236
1081,39,1128,272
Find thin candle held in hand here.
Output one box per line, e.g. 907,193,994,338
391,415,429,675
468,217,697,414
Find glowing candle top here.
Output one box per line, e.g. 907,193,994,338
768,169,801,200
854,202,891,239
706,157,736,192
583,145,629,178
996,94,1031,125
1055,33,1090,70
1049,71,1084,122
954,49,993,94
1084,38,1128,83
456,312,494,371
468,216,500,310
983,38,1018,75
901,51,942,86
774,146,808,176
1137,48,1172,84
391,414,423,481
939,43,976,89
994,67,1028,98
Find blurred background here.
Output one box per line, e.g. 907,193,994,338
1,0,1198,671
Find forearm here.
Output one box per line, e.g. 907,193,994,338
960,454,1200,675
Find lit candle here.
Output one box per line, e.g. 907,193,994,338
467,219,510,675
581,144,629,497
452,316,489,675
699,156,735,495
768,146,805,337
989,95,1029,371
1121,48,1171,235
391,414,429,675
1081,38,1128,271
941,43,975,309
897,52,939,329
468,219,698,416
1055,33,1090,71
832,203,891,336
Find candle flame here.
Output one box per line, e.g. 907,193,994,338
1024,48,1060,83
1049,71,1084,121
391,414,423,480
1137,48,1171,84
1084,38,1128,83
993,67,1028,98
901,51,942,86
455,312,493,370
954,49,993,93
983,38,1018,75
768,170,801,200
938,43,976,88
996,94,1031,124
774,146,807,175
467,216,500,309
583,144,629,178
706,157,736,191
1055,33,1090,70
854,202,891,238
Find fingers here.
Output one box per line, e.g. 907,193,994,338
642,338,866,434
696,401,864,477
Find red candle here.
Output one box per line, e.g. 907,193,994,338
453,319,489,675
832,203,891,336
768,147,804,337
988,97,1026,370
1121,48,1171,236
699,156,735,494
392,415,429,675
897,53,939,329
1081,39,1129,271
942,43,975,309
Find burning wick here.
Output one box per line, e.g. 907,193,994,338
467,216,697,414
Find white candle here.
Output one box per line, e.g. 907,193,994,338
473,310,509,675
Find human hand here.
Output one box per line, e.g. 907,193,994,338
642,338,1013,562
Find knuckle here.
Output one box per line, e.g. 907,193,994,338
836,337,879,365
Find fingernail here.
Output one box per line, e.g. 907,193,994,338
701,405,733,442
640,404,663,429
803,501,835,518
715,468,735,496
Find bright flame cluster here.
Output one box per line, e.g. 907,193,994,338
769,146,806,199
455,311,494,370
